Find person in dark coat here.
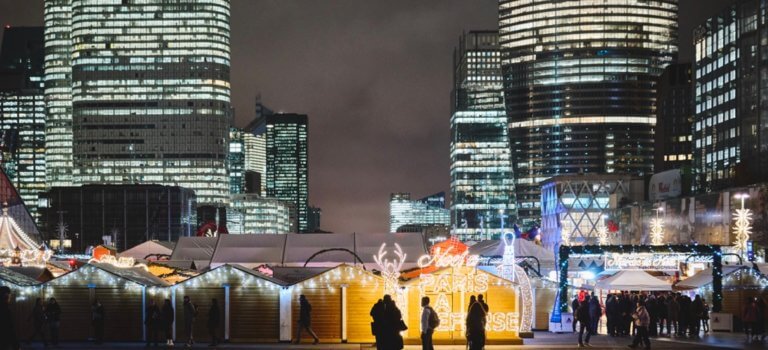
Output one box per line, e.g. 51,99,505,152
381,294,405,350
678,295,690,337
0,286,20,350
145,299,160,347
370,299,385,350
666,294,679,336
691,295,704,337
295,294,319,344
589,294,601,335
183,295,198,347
207,298,220,346
91,299,105,344
572,294,580,333
45,297,61,346
161,299,175,347
27,297,47,346
577,295,592,347
656,295,667,336
466,296,487,350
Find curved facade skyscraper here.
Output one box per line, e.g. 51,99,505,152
499,0,678,223
56,0,232,205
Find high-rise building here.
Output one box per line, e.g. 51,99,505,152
390,192,451,233
307,206,322,233
655,63,693,173
244,98,272,197
264,113,309,232
0,26,46,219
499,0,678,223
693,0,768,191
43,0,74,188
44,0,231,205
227,194,291,234
450,31,516,240
229,128,246,195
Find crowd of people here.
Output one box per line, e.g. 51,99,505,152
369,293,490,350
569,290,768,348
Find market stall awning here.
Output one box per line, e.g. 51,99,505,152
676,266,752,290
119,240,175,260
595,270,672,291
469,238,555,263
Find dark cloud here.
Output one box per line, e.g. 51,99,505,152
0,0,726,233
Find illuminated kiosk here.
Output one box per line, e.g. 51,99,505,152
0,205,52,267
378,240,527,345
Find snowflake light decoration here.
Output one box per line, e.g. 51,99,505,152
732,207,753,253
650,217,664,245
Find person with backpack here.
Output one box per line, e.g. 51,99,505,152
183,296,198,348
420,296,439,350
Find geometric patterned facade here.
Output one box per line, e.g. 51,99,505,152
540,175,644,250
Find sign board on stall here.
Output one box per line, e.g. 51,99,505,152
604,253,683,271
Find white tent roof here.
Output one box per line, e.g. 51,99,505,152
0,206,41,251
676,266,744,289
119,240,175,260
469,239,555,262
187,233,428,270
595,270,672,291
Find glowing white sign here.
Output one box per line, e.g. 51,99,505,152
417,246,479,269
604,253,682,270
90,255,145,269
0,248,52,267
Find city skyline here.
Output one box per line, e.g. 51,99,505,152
0,0,726,233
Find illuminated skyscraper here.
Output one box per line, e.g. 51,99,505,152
450,30,516,240
265,113,309,232
390,192,450,233
499,0,678,223
693,0,768,191
0,26,46,219
44,0,232,205
43,0,73,187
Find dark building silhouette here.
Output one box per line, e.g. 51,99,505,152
38,185,196,251
655,63,693,173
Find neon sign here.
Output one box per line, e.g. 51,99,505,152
417,246,479,269
604,253,681,270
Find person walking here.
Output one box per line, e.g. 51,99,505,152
382,294,405,350
45,297,61,346
572,294,580,333
295,294,319,344
207,298,220,346
628,299,651,349
161,299,175,347
420,296,437,350
691,295,704,337
466,295,487,350
91,298,105,344
0,286,20,350
577,295,592,347
183,296,198,347
370,299,385,350
701,299,710,334
27,298,47,346
744,298,759,341
145,299,160,347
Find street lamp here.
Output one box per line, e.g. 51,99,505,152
732,193,752,258
650,206,665,245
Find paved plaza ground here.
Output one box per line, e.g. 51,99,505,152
18,331,768,350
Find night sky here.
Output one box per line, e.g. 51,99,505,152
0,0,728,233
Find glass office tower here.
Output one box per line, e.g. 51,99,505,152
46,0,232,205
43,0,74,188
693,1,768,191
390,192,451,233
265,113,309,232
0,26,46,220
450,31,516,241
499,0,678,223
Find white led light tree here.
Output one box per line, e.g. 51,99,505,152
650,207,664,245
732,194,753,257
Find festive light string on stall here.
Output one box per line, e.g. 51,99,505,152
514,264,533,333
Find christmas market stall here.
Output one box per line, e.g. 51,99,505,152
43,262,170,341
273,264,384,343
0,266,43,337
677,266,768,331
